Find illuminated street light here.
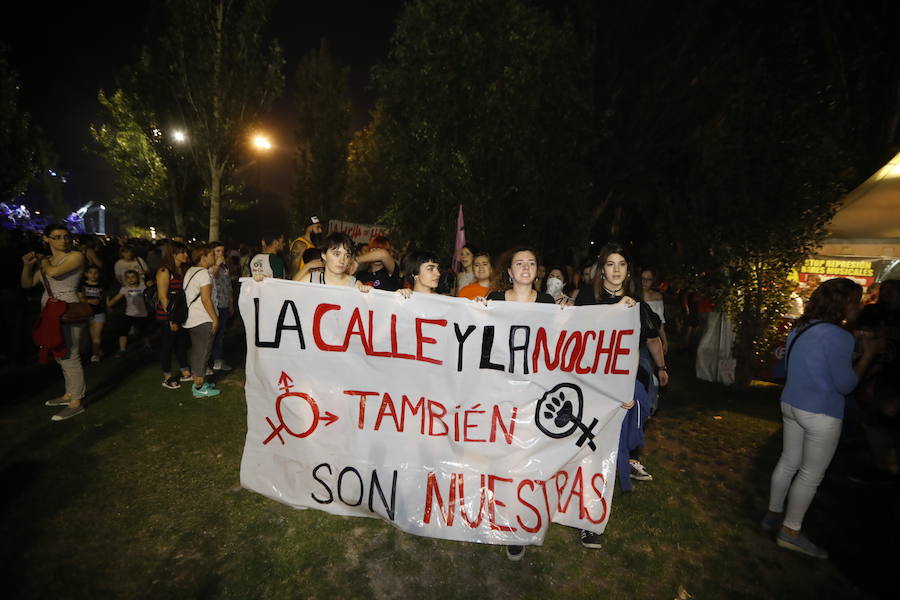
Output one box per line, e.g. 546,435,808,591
252,133,272,151
172,130,187,143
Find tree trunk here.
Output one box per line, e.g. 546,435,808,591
168,177,185,236
209,159,222,241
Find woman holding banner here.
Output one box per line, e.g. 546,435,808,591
398,249,442,297
477,246,554,560
575,242,668,546
303,232,372,292
485,247,555,305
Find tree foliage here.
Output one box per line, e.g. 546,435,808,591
635,1,900,384
0,47,36,203
344,103,390,224
373,0,594,257
89,89,169,227
292,40,352,228
163,0,284,241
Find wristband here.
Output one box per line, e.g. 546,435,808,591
656,366,668,371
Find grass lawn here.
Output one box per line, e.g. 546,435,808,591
1,332,895,599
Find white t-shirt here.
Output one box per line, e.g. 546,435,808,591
646,299,666,324
114,257,148,284
121,283,148,317
183,266,215,328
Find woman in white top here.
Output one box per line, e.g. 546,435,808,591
183,244,220,398
114,245,148,285
21,223,87,421
641,268,668,354
454,244,477,292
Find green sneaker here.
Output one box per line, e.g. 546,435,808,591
192,383,221,398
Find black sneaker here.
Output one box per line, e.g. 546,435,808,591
505,545,525,561
162,377,181,390
580,529,603,549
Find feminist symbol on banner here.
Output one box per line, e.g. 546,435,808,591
263,372,339,445
535,383,598,451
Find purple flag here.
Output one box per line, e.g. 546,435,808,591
452,204,466,272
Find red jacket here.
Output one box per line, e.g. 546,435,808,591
33,299,68,363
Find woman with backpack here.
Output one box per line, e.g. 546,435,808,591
156,241,192,389
183,244,220,398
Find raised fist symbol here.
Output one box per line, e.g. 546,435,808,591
535,383,598,451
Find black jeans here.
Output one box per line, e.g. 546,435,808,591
158,319,190,375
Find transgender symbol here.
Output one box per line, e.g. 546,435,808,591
263,371,338,445
535,383,598,451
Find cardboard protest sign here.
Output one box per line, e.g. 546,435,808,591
327,220,390,244
239,279,639,545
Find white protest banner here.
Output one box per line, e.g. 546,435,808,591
327,219,390,244
239,278,639,545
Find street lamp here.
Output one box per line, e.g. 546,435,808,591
252,133,272,152
172,130,187,143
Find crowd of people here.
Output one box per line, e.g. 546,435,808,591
243,222,675,560
6,215,897,563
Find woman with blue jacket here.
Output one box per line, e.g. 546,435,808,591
763,277,878,559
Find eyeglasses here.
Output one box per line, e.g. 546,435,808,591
49,234,72,241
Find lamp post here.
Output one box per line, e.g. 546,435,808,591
99,204,106,234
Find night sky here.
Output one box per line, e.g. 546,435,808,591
1,0,403,208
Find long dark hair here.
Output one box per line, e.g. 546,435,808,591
160,241,189,277
798,277,862,327
593,242,637,299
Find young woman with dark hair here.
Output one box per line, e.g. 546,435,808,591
156,241,192,389
21,223,87,420
301,232,372,292
762,277,878,559
397,250,442,298
454,244,478,292
477,246,554,561
574,242,667,548
542,266,572,306
485,246,554,304
457,251,492,300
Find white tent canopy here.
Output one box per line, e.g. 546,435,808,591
822,152,900,258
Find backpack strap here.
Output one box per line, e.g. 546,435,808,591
184,269,203,307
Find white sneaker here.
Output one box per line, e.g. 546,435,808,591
90,354,101,363
213,361,233,371
629,460,653,481
205,367,214,376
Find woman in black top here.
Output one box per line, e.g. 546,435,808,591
480,247,552,562
484,246,555,304
573,242,668,546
